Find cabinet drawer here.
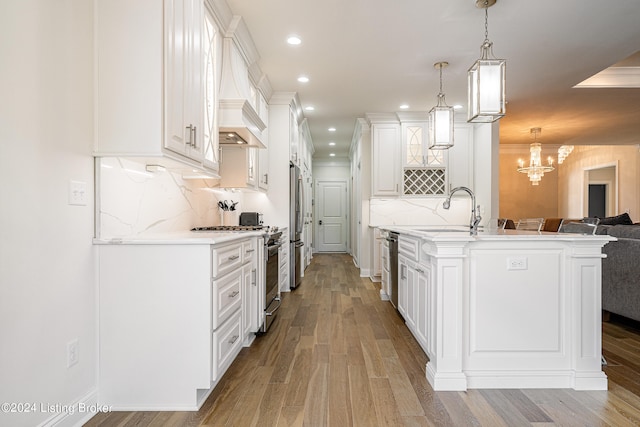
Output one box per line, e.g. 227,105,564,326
212,310,242,382
242,239,257,263
212,268,242,329
399,235,420,261
212,242,243,278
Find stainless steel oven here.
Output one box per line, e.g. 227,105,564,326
263,231,283,332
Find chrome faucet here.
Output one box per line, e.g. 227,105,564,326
443,186,482,235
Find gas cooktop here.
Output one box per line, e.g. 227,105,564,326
191,225,267,232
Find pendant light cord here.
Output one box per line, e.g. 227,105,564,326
484,1,490,43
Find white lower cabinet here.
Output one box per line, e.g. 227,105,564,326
212,267,242,330
97,235,263,410
212,309,242,382
397,234,431,352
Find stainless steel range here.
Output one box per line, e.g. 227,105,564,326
262,228,283,332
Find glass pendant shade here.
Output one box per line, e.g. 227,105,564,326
428,102,454,149
467,0,506,123
468,43,506,123
428,62,454,149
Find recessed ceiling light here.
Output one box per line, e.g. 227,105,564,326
304,106,315,111
329,142,336,146
297,76,309,83
453,104,463,110
287,35,301,45
328,127,336,132
399,104,409,109
329,153,336,157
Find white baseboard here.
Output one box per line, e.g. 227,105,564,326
38,389,105,427
360,268,371,278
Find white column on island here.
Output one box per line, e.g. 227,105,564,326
570,242,608,390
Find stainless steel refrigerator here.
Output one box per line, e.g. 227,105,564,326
290,162,304,289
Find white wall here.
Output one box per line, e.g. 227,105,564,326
0,2,98,426
313,159,350,181
558,145,640,221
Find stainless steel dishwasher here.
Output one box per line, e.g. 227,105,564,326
387,232,399,309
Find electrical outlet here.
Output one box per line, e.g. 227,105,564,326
68,180,87,206
507,257,527,270
67,339,79,368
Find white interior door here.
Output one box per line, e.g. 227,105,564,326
316,180,348,252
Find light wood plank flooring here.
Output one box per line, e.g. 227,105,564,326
86,253,640,426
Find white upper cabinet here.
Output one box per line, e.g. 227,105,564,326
94,0,220,174
371,122,401,197
164,0,205,163
402,122,447,169
219,146,258,190
202,4,221,172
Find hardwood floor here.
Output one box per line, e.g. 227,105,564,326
86,253,640,426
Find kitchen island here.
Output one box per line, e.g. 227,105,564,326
380,226,615,391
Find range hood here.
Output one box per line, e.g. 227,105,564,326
218,33,266,148
218,99,266,148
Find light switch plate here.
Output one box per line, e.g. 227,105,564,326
68,180,87,206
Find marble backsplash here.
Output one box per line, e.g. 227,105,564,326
96,157,242,238
369,197,474,226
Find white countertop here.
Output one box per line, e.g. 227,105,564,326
377,225,616,242
93,230,266,245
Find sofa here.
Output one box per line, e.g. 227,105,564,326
593,213,640,322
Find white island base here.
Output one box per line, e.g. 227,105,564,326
385,227,614,391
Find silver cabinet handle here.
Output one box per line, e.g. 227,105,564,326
252,268,256,286
191,125,197,148
229,335,239,344
228,255,240,261
416,268,424,273
185,125,193,146
264,173,268,184
228,290,239,298
245,249,255,253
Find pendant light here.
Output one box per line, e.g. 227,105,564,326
428,62,454,149
468,0,506,123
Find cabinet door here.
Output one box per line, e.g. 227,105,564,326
247,148,257,187
398,255,408,317
258,146,269,190
164,0,204,162
202,5,220,172
372,124,400,196
405,261,417,332
373,236,382,277
402,123,428,168
242,264,255,340
258,104,269,190
415,263,431,353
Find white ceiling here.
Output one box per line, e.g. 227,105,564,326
225,0,640,160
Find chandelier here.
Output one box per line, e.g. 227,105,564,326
468,0,506,123
428,61,454,149
517,128,554,185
